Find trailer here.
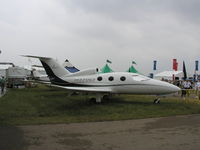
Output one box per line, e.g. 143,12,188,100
7,66,28,88
0,69,6,78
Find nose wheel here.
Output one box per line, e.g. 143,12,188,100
153,98,160,104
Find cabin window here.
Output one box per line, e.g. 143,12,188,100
97,76,103,81
108,76,114,81
120,76,126,81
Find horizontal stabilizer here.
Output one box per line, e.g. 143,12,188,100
32,65,44,68
21,55,51,59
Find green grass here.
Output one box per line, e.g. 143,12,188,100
0,85,200,125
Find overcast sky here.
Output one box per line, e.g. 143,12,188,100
0,0,199,75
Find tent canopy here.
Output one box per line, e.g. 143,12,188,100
127,65,139,73
101,64,113,73
155,71,183,80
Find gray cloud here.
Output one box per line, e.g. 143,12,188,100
0,0,199,75
67,0,200,23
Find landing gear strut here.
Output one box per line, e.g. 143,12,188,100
89,94,111,103
95,95,102,103
153,98,160,104
90,94,102,103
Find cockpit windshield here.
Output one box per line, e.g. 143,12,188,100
132,75,150,81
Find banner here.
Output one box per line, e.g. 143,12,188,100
173,59,178,71
195,60,199,71
153,60,157,70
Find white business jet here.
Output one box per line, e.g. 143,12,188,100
23,55,180,103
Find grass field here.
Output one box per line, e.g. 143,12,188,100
0,84,200,126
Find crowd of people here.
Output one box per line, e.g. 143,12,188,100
195,80,200,99
173,79,200,100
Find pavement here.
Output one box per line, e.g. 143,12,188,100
1,114,200,150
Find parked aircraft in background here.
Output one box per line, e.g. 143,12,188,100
23,55,180,103
31,65,50,83
0,62,15,67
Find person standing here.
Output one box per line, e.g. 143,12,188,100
186,80,192,97
182,80,192,97
181,80,187,99
0,76,6,94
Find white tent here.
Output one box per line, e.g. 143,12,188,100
155,71,183,80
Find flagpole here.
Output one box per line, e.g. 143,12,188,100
195,61,196,82
195,60,199,82
152,60,157,79
195,70,197,82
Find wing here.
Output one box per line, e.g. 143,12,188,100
27,79,51,85
51,84,112,93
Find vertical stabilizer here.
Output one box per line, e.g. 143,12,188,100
22,55,71,85
40,57,70,77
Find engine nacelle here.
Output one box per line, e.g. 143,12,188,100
68,68,98,76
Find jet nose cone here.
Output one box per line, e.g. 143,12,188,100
153,79,181,94
170,84,181,93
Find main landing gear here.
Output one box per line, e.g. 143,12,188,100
89,94,111,103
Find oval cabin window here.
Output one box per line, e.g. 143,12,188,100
108,76,114,81
120,76,126,81
97,76,102,81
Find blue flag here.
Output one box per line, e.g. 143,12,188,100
153,60,157,70
195,60,199,71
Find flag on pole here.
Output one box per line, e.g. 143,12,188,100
132,61,137,65
183,61,187,80
153,60,157,70
173,59,178,71
176,62,178,71
195,60,199,71
106,59,112,64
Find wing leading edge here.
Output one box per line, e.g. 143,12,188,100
51,84,112,93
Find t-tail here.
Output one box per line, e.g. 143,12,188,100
63,59,80,73
22,55,71,85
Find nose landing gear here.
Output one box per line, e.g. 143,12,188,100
153,98,160,104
